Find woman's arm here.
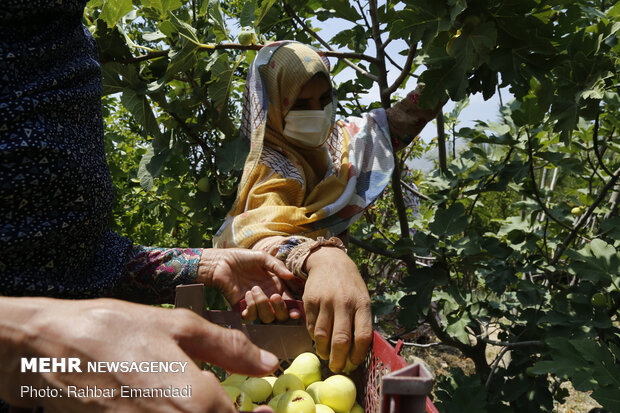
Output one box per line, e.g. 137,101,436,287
251,235,372,373
109,245,294,319
385,87,445,151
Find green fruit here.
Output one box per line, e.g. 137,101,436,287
591,292,607,308
342,358,359,374
222,385,253,411
315,404,335,413
285,352,322,387
305,381,322,404
571,206,584,216
242,377,273,403
269,393,284,410
273,374,305,396
349,402,363,413
197,177,211,192
222,374,248,388
238,27,256,46
264,376,278,388
276,390,316,413
319,375,356,413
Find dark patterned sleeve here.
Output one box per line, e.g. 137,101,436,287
108,245,203,304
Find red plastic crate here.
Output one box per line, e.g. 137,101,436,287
175,284,438,413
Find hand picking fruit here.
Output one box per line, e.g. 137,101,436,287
219,352,362,412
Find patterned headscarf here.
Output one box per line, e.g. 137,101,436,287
213,41,394,248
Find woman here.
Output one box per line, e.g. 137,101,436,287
213,41,439,372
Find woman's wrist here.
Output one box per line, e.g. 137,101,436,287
301,237,348,276
197,248,217,289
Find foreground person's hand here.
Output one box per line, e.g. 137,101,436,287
0,297,279,413
303,247,372,373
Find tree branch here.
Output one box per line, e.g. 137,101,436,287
102,44,378,65
350,235,397,258
592,107,614,177
400,180,430,201
479,336,543,348
526,131,574,231
355,0,372,33
281,1,379,82
385,42,417,95
368,0,390,107
437,112,447,174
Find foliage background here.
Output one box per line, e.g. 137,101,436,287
86,0,620,411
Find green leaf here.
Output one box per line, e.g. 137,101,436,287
100,0,133,28
435,369,488,413
141,0,181,15
447,0,466,23
428,202,470,237
390,3,450,43
599,217,620,239
445,312,471,344
240,1,256,27
372,291,405,316
120,90,161,139
138,142,171,191
592,385,620,412
418,57,466,105
208,53,242,113
512,94,545,127
216,135,250,173
208,0,229,41
167,10,200,45
330,26,368,53
608,2,620,18
448,21,498,70
101,64,127,96
255,0,276,26
566,239,620,285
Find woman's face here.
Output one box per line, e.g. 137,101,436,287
291,74,332,111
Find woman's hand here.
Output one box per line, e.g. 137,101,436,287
199,248,298,322
302,247,373,373
0,297,279,413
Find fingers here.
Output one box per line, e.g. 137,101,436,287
252,286,275,324
262,253,294,280
281,289,301,319
242,290,257,321
328,304,353,372
304,295,319,340
349,302,373,366
172,309,279,377
289,308,301,319
192,369,238,413
253,406,275,413
270,294,290,322
313,302,333,361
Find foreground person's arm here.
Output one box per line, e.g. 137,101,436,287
0,297,279,413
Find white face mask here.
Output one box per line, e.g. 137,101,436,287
283,103,333,148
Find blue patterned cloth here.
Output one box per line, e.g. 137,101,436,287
0,1,200,300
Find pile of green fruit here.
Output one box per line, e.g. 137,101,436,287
220,352,363,413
